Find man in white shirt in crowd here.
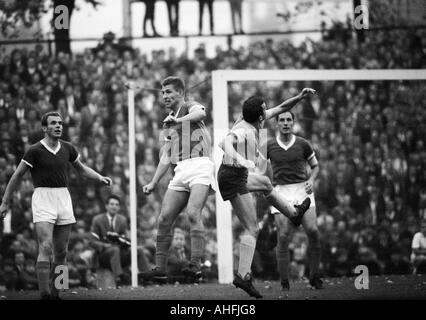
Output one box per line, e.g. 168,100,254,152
411,220,426,274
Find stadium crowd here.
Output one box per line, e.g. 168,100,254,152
0,25,425,289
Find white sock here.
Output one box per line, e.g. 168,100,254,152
238,234,257,277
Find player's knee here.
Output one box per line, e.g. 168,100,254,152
261,176,273,192
39,241,53,256
247,225,259,238
186,208,201,226
158,215,173,230
258,177,273,196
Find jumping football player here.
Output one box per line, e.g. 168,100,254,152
217,88,316,298
142,76,216,282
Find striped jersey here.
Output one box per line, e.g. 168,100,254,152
222,116,262,168
163,101,212,164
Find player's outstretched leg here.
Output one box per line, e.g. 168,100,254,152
140,189,189,283
292,197,311,227
247,174,310,226
266,192,311,227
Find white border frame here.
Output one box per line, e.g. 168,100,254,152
212,69,426,284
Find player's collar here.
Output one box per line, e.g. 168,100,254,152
276,134,295,151
40,139,61,155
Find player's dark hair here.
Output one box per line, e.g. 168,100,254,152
106,194,121,205
276,111,295,122
242,96,265,124
41,111,62,126
161,76,185,93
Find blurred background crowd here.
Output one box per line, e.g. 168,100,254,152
0,22,425,290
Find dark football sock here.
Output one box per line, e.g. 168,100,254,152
276,235,290,281
155,233,173,272
308,230,321,277
190,229,205,266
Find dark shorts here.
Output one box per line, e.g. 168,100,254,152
217,164,249,201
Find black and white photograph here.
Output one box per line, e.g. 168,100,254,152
0,0,425,314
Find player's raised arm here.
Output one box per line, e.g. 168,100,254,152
0,161,30,219
265,88,316,120
72,158,112,186
163,104,206,124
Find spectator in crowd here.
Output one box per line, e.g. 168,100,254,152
353,246,382,276
384,245,411,275
67,238,96,288
198,0,215,36
139,0,160,37
13,252,38,290
165,0,180,36
229,0,244,34
50,73,68,109
288,232,308,279
167,227,191,283
2,258,19,290
327,248,352,278
89,194,150,286
411,220,426,274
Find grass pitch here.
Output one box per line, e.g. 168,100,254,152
2,274,426,300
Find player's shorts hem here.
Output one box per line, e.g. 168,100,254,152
221,189,250,201
33,218,76,225
189,178,213,188
55,220,77,226
169,179,216,193
168,185,190,192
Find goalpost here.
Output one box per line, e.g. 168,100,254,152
212,69,426,284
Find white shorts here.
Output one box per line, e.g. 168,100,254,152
270,182,316,214
168,157,217,194
32,188,76,225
